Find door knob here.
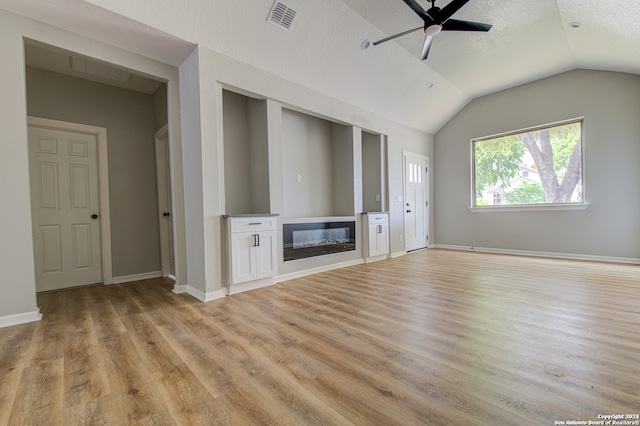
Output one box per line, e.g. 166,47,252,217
91,214,98,219
406,210,412,213
163,212,171,217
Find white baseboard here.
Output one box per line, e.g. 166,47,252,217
389,251,406,259
172,283,188,294
276,258,364,283
364,254,387,264
228,277,276,296
112,271,162,284
432,244,640,265
0,309,42,329
186,285,226,302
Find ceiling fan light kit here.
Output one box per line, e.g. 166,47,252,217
372,0,492,60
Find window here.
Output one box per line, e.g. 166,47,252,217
409,163,423,183
472,118,584,209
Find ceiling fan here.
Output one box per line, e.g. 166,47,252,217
372,0,492,60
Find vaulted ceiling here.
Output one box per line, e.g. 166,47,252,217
3,0,640,134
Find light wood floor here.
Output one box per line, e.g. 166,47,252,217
1,249,639,425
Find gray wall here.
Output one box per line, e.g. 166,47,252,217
331,123,357,216
434,69,640,260
247,98,271,214
362,131,383,213
153,83,168,132
282,109,335,217
222,90,270,215
26,66,162,277
222,90,253,214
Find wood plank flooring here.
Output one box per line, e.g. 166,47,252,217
1,249,639,425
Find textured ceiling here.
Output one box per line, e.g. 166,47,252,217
2,0,640,134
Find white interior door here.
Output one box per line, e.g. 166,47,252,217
28,125,103,291
155,125,175,278
404,153,429,252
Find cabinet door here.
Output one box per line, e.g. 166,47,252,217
368,223,389,257
255,230,277,279
376,223,389,255
368,223,379,256
230,232,256,284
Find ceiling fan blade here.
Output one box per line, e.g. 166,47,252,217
442,19,492,32
421,33,435,60
436,0,470,22
372,26,423,46
402,0,432,22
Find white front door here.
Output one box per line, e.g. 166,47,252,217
404,153,429,252
28,125,103,291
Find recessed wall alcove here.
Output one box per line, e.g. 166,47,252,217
222,89,270,215
221,86,389,267
281,108,357,218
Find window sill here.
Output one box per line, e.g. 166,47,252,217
469,203,589,213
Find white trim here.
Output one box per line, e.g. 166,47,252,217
283,216,356,223
27,117,113,284
389,251,406,258
432,244,640,265
469,203,589,213
364,254,387,264
473,117,585,143
186,286,226,302
0,309,42,329
112,270,162,284
154,124,174,279
276,258,364,282
402,151,430,251
228,277,276,296
172,283,188,294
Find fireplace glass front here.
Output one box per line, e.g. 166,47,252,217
283,221,356,261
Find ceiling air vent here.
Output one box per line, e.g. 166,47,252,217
268,2,297,31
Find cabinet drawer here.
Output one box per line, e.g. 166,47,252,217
366,214,388,224
229,217,277,233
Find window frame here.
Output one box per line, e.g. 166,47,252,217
469,118,588,212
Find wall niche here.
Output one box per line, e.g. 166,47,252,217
362,131,386,213
222,89,270,215
281,108,357,218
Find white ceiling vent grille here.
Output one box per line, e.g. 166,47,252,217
268,2,298,31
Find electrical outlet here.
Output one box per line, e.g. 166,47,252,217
399,234,403,242
296,174,302,183
375,194,381,202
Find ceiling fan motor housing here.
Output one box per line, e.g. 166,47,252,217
425,24,442,36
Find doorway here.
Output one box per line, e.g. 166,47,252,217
403,152,429,252
25,42,171,289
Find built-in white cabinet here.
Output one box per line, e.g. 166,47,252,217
363,213,389,263
226,215,278,289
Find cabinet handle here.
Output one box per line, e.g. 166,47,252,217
377,225,382,233
257,234,260,246
248,222,262,225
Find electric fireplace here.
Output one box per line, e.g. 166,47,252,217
283,221,356,261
